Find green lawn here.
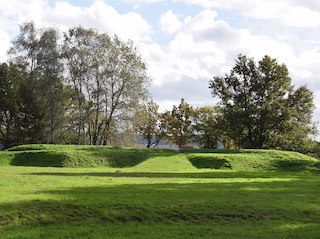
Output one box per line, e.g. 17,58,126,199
1,144,319,171
0,145,319,238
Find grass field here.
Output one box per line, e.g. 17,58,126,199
0,145,319,238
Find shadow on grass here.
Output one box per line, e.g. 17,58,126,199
1,177,319,227
1,220,319,239
10,151,65,167
180,149,242,154
1,168,320,238
1,173,320,239
0,182,312,226
27,171,295,179
187,156,231,169
9,148,178,168
87,149,177,168
275,160,317,171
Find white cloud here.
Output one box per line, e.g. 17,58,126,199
160,10,182,34
0,30,11,62
45,1,153,42
287,47,320,86
151,9,298,86
140,7,320,115
241,2,320,28
0,0,46,24
0,0,153,60
175,0,320,28
128,0,320,28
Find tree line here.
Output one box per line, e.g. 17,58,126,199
0,22,150,148
137,99,220,149
0,22,318,156
138,55,318,156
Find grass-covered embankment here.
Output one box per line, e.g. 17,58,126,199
184,149,319,171
1,144,178,168
0,144,319,172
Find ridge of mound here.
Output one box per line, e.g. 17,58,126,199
185,149,319,171
0,145,319,171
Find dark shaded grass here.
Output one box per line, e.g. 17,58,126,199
1,174,319,225
2,221,320,239
5,147,177,168
87,148,176,168
188,155,231,169
26,171,308,178
10,151,67,167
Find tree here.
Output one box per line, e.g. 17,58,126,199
163,98,194,147
0,63,22,147
36,27,65,143
0,62,47,146
63,27,93,144
8,22,38,73
63,27,151,145
192,106,220,149
8,22,65,144
209,55,315,149
137,101,165,148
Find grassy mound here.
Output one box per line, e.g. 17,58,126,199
7,144,82,151
132,154,195,172
0,145,319,171
0,145,177,168
185,149,319,171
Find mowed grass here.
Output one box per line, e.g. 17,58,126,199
0,145,320,238
1,144,319,171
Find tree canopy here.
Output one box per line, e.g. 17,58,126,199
209,55,315,149
192,106,220,149
162,98,194,147
0,22,151,148
1,22,318,153
137,100,166,148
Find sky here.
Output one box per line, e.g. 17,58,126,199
0,0,320,129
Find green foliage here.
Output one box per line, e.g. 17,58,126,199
0,62,47,146
1,22,151,148
221,136,239,149
163,98,194,147
209,55,315,149
63,27,151,145
1,22,76,147
0,63,22,146
192,106,220,148
137,101,165,148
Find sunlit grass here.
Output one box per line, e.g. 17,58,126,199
0,145,319,238
1,144,319,172
0,165,320,238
